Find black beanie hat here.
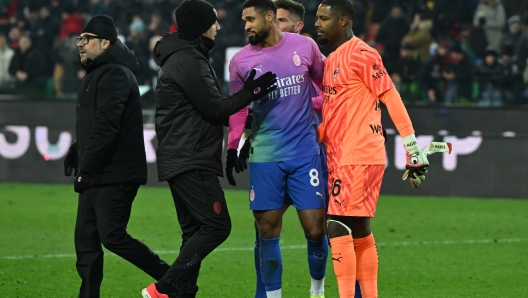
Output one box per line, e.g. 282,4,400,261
81,15,117,44
176,0,218,39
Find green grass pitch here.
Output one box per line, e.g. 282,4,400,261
0,183,527,297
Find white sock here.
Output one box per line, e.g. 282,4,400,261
266,289,281,298
310,277,325,296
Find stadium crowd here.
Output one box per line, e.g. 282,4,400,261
0,0,528,107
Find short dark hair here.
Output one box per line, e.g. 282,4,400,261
243,0,277,16
274,0,305,22
320,0,355,21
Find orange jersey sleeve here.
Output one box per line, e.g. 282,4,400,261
379,88,414,138
320,37,394,172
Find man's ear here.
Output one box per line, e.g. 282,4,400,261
340,16,349,27
101,39,111,50
295,21,305,33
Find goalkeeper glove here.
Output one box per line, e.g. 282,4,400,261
402,134,429,189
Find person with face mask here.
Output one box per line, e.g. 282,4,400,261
141,0,277,297
64,14,171,298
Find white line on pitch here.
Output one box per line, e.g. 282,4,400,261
2,238,525,260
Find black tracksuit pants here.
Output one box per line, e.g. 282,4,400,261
161,170,232,296
75,183,170,298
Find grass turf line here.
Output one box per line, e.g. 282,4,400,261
0,183,527,297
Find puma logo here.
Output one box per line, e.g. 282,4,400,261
332,256,342,262
334,198,343,207
316,192,323,199
253,64,263,73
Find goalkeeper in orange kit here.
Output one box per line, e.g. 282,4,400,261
314,0,431,297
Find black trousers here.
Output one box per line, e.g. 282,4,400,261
75,183,170,298
162,170,232,296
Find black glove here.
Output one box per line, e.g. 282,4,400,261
74,173,92,194
238,137,251,172
243,69,277,101
64,142,79,177
225,149,239,186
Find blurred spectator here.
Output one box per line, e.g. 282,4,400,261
401,12,433,62
151,0,174,25
148,11,170,38
8,25,20,49
475,46,504,106
460,29,479,62
470,15,489,60
499,44,525,104
53,35,84,98
140,35,162,109
211,0,245,88
0,6,10,35
8,34,47,95
391,43,423,103
0,32,14,91
420,39,450,104
376,4,409,70
126,0,150,25
443,43,475,104
500,16,525,55
432,0,473,41
30,5,60,73
59,4,84,41
86,0,106,18
351,0,366,39
126,17,150,86
473,0,506,49
105,0,128,29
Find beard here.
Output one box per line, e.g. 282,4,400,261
318,36,329,45
248,25,270,45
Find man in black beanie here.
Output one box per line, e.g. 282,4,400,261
64,14,170,298
141,0,278,297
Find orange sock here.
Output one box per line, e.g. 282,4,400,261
354,233,378,298
329,235,356,297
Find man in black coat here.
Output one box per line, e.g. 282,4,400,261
141,0,277,297
63,15,170,298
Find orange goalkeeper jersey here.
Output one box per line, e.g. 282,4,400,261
319,37,394,172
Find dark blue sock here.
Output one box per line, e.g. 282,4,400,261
254,227,266,298
307,234,328,280
259,236,282,292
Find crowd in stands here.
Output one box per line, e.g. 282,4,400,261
0,0,528,107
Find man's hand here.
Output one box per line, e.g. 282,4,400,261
238,137,251,172
74,173,92,194
402,134,429,189
64,142,79,177
225,149,239,186
243,69,278,101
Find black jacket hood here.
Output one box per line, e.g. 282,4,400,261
83,39,139,74
154,32,215,67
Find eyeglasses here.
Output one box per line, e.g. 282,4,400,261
75,35,101,45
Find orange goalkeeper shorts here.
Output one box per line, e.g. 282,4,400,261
327,165,385,217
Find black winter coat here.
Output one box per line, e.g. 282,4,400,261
154,33,253,181
76,39,147,185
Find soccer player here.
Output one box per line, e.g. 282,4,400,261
315,0,429,297
227,1,328,297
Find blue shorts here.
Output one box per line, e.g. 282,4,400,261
248,155,326,211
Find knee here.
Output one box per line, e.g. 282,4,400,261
304,225,325,241
257,218,280,239
204,215,231,242
100,229,127,250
